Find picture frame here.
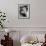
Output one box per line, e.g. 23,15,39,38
18,4,30,19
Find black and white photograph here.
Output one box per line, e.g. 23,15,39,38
18,4,30,19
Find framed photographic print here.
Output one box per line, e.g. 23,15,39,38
18,4,30,19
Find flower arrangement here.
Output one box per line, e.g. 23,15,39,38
0,10,6,28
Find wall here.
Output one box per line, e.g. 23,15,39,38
0,0,46,27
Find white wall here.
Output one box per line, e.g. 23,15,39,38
0,0,46,27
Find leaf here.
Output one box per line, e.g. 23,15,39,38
1,25,3,28
4,13,5,15
3,16,6,17
0,12,2,13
